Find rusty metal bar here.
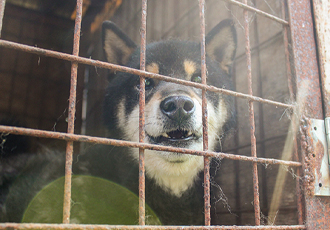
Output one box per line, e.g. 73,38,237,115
251,0,268,218
0,0,5,37
287,0,330,229
282,3,295,102
138,0,147,225
222,0,289,26
62,0,83,224
293,129,303,225
312,0,330,117
0,125,302,167
287,0,323,119
0,223,306,230
230,39,242,225
281,0,303,225
0,39,294,110
198,0,210,225
243,0,260,225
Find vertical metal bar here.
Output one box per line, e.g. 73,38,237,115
62,0,83,224
198,0,210,226
281,0,303,225
251,0,268,218
287,0,323,119
312,0,330,117
281,2,295,102
243,0,261,226
232,66,242,225
292,135,304,225
287,0,330,229
139,0,147,225
0,0,5,37
227,3,242,225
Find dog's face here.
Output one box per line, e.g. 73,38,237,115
102,20,236,196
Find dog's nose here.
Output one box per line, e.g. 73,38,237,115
160,96,195,122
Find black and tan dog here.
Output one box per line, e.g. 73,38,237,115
1,20,236,225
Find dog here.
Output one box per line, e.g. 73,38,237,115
0,19,236,225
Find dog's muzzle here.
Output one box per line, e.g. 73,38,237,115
147,95,200,144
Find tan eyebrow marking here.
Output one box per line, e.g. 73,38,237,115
146,62,159,74
184,60,196,79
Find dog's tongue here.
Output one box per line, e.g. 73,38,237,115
168,130,185,139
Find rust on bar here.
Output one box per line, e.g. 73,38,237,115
293,129,304,225
222,0,289,26
138,0,147,225
198,0,210,225
250,0,268,218
312,0,330,117
0,125,302,167
287,0,323,119
62,0,83,224
294,133,304,226
281,0,303,225
0,0,5,37
0,223,307,230
0,39,294,110
287,0,330,228
243,0,260,225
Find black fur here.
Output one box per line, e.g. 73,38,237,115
0,119,30,158
0,119,31,221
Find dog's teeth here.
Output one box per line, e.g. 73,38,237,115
162,133,170,138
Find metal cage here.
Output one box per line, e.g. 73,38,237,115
0,0,329,229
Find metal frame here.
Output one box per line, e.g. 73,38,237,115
287,0,330,228
0,0,328,229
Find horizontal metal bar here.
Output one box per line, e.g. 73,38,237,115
0,39,294,110
0,223,306,230
0,125,302,167
222,0,289,25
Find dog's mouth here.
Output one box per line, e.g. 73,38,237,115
148,129,199,144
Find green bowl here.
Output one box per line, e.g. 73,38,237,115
22,175,161,225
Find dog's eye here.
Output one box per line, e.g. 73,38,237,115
191,74,202,83
136,78,154,90
145,78,154,89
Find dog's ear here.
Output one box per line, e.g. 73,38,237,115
206,19,237,74
102,21,137,66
